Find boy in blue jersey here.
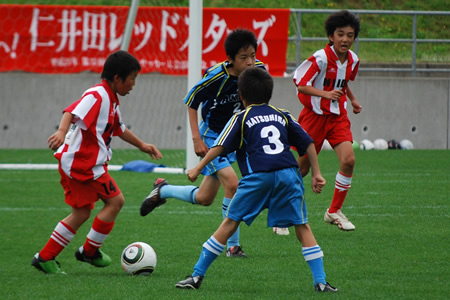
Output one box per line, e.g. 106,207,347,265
140,29,267,257
174,67,338,292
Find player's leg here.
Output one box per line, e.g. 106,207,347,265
324,140,355,231
294,224,337,292
32,170,93,274
140,175,221,216
31,205,91,274
216,166,246,257
176,217,240,289
76,174,123,267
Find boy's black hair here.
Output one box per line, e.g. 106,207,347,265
238,67,273,105
101,50,141,82
325,10,360,42
224,28,258,60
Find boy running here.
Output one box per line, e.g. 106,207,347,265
32,50,162,274
293,10,362,231
175,67,337,293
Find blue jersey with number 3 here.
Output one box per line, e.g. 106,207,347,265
214,104,313,176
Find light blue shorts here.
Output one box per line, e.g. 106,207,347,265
226,167,308,227
201,135,236,176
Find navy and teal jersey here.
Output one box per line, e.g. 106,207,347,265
213,104,313,176
183,60,265,138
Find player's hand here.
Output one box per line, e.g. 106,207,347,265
140,144,163,160
193,138,209,158
327,89,344,101
311,174,326,194
47,131,65,151
351,99,362,114
187,168,201,182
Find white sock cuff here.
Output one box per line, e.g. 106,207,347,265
202,236,225,256
335,172,352,190
87,228,108,246
51,222,75,247
302,245,324,261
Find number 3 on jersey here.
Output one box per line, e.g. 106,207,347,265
260,125,283,154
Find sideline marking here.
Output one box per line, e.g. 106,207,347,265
0,163,185,174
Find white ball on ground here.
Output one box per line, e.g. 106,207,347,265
373,138,388,150
121,242,157,275
399,139,414,150
359,139,374,150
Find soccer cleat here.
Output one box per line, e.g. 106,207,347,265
273,227,290,235
175,275,203,289
225,246,247,258
75,246,111,267
324,209,356,231
315,282,338,292
31,253,65,274
140,178,168,216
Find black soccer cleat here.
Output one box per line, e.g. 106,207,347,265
175,275,203,289
225,245,247,258
140,178,168,216
315,282,338,292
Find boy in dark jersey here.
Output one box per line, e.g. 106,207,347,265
175,67,337,293
140,29,266,257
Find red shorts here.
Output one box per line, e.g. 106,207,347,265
298,108,353,153
58,166,121,209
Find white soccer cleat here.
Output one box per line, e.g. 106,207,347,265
273,227,290,235
324,209,355,231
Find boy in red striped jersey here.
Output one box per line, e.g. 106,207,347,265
293,10,362,231
32,50,163,274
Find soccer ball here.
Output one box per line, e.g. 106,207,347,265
359,139,374,150
121,242,157,275
321,139,332,150
373,138,388,150
352,140,359,150
399,139,414,150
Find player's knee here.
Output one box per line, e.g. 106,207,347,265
105,194,125,212
342,154,356,169
195,194,214,206
222,178,238,196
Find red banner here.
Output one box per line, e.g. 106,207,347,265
0,5,289,76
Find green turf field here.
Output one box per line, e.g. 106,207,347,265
0,149,448,299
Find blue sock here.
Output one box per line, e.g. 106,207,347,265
192,236,225,277
302,245,326,286
222,197,239,248
160,185,198,204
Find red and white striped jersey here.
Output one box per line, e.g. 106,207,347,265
55,80,126,181
293,44,359,115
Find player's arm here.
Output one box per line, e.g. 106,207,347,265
187,145,224,182
347,86,362,114
188,107,209,157
298,85,343,102
47,111,73,150
305,143,326,194
119,128,163,160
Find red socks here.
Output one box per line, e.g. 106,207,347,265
83,216,114,256
329,172,352,213
39,221,76,261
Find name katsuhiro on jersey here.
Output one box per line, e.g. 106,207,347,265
245,114,287,128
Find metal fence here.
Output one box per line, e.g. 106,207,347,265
288,9,450,76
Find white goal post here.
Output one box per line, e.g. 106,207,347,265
185,0,203,170
121,0,202,170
